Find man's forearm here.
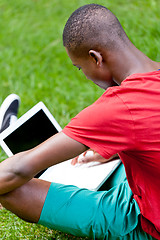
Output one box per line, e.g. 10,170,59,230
0,132,87,195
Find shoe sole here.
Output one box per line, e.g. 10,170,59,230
0,94,20,129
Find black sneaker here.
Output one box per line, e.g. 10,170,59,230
0,94,20,133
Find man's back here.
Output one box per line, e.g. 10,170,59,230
63,69,160,238
116,70,160,238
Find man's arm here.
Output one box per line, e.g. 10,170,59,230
0,132,88,195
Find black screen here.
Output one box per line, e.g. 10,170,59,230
4,110,59,178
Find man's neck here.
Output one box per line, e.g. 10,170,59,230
106,44,160,85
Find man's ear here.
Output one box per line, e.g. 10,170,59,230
89,50,103,66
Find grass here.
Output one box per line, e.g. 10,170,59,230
0,208,87,240
0,0,160,239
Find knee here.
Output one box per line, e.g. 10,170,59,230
0,185,35,223
0,186,22,212
0,179,50,224
0,191,14,209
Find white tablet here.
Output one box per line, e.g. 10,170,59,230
0,102,121,190
0,102,62,177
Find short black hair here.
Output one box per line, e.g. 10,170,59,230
63,4,129,56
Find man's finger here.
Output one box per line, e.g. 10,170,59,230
78,154,98,163
71,156,79,165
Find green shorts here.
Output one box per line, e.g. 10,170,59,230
38,164,154,239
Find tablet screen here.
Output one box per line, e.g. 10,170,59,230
3,109,58,154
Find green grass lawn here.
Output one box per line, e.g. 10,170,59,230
0,0,160,239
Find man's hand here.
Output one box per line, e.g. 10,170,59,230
71,149,119,165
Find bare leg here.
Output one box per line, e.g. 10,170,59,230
0,178,51,223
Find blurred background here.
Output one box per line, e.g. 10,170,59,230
0,0,159,239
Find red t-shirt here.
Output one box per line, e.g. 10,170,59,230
63,70,160,239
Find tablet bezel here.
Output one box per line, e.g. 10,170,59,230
0,102,62,157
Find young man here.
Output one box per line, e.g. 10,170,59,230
0,3,159,239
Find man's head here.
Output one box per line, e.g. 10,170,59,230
63,4,128,56
63,4,130,88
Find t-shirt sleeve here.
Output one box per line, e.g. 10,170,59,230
62,91,135,159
